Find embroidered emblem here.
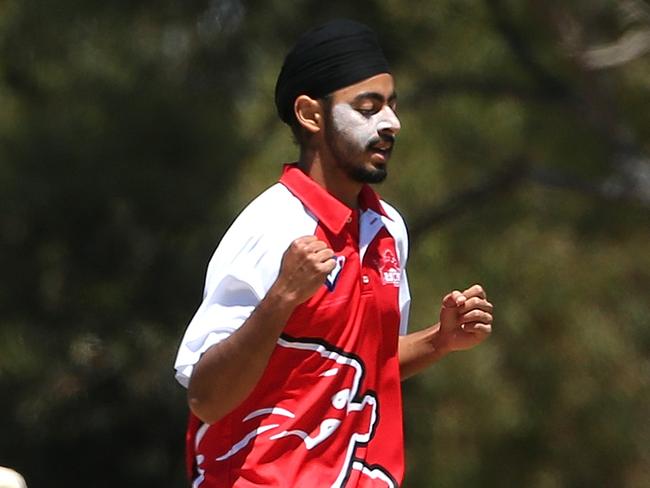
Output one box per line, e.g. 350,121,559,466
325,255,346,291
379,250,400,287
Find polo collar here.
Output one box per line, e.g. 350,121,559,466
279,163,390,234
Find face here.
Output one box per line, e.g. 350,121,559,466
323,73,401,184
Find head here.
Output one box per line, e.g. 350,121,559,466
275,19,401,184
323,73,400,183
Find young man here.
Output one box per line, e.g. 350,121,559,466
174,19,493,487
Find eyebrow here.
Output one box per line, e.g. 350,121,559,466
352,91,398,104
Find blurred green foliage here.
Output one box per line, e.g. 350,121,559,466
1,0,649,487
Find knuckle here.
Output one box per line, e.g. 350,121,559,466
318,264,335,276
294,235,315,247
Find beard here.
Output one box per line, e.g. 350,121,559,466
324,114,391,184
344,158,387,184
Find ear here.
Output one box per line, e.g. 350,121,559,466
294,95,324,134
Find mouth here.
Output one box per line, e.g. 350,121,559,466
367,135,395,161
369,148,391,162
368,143,393,162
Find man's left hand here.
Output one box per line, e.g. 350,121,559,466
436,284,493,353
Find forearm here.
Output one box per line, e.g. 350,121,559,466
398,324,449,380
399,285,493,380
187,287,298,424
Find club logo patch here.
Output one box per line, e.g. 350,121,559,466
325,256,346,291
378,250,400,287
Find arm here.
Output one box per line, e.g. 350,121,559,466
187,236,335,424
399,285,493,380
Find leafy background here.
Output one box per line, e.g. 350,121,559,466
1,0,648,486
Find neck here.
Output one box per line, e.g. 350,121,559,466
297,146,362,209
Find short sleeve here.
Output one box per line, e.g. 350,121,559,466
173,183,318,388
397,268,411,336
380,200,411,335
173,256,269,387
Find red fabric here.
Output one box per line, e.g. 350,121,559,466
186,165,404,487
186,414,202,480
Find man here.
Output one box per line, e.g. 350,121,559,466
174,19,493,487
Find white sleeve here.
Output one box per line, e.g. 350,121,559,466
173,231,275,387
173,184,317,387
398,268,411,336
380,200,411,336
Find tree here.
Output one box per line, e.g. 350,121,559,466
0,1,648,486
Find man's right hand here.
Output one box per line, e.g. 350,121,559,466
189,236,336,424
271,236,336,305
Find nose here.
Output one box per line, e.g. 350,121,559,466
376,106,401,136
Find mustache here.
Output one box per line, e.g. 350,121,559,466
366,133,396,150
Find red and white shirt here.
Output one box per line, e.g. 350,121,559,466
175,164,411,487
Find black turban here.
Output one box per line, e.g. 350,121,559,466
275,19,391,125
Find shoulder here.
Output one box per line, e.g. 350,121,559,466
380,199,406,228
232,183,307,227
380,199,408,241
204,183,318,287
380,199,409,264
221,183,315,246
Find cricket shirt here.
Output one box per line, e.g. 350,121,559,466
174,163,411,487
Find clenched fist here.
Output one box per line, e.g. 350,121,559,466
272,236,336,305
436,284,493,353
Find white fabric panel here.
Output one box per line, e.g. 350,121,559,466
380,200,411,336
174,184,412,388
174,183,318,387
359,209,385,264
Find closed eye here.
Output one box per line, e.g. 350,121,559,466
356,108,377,117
